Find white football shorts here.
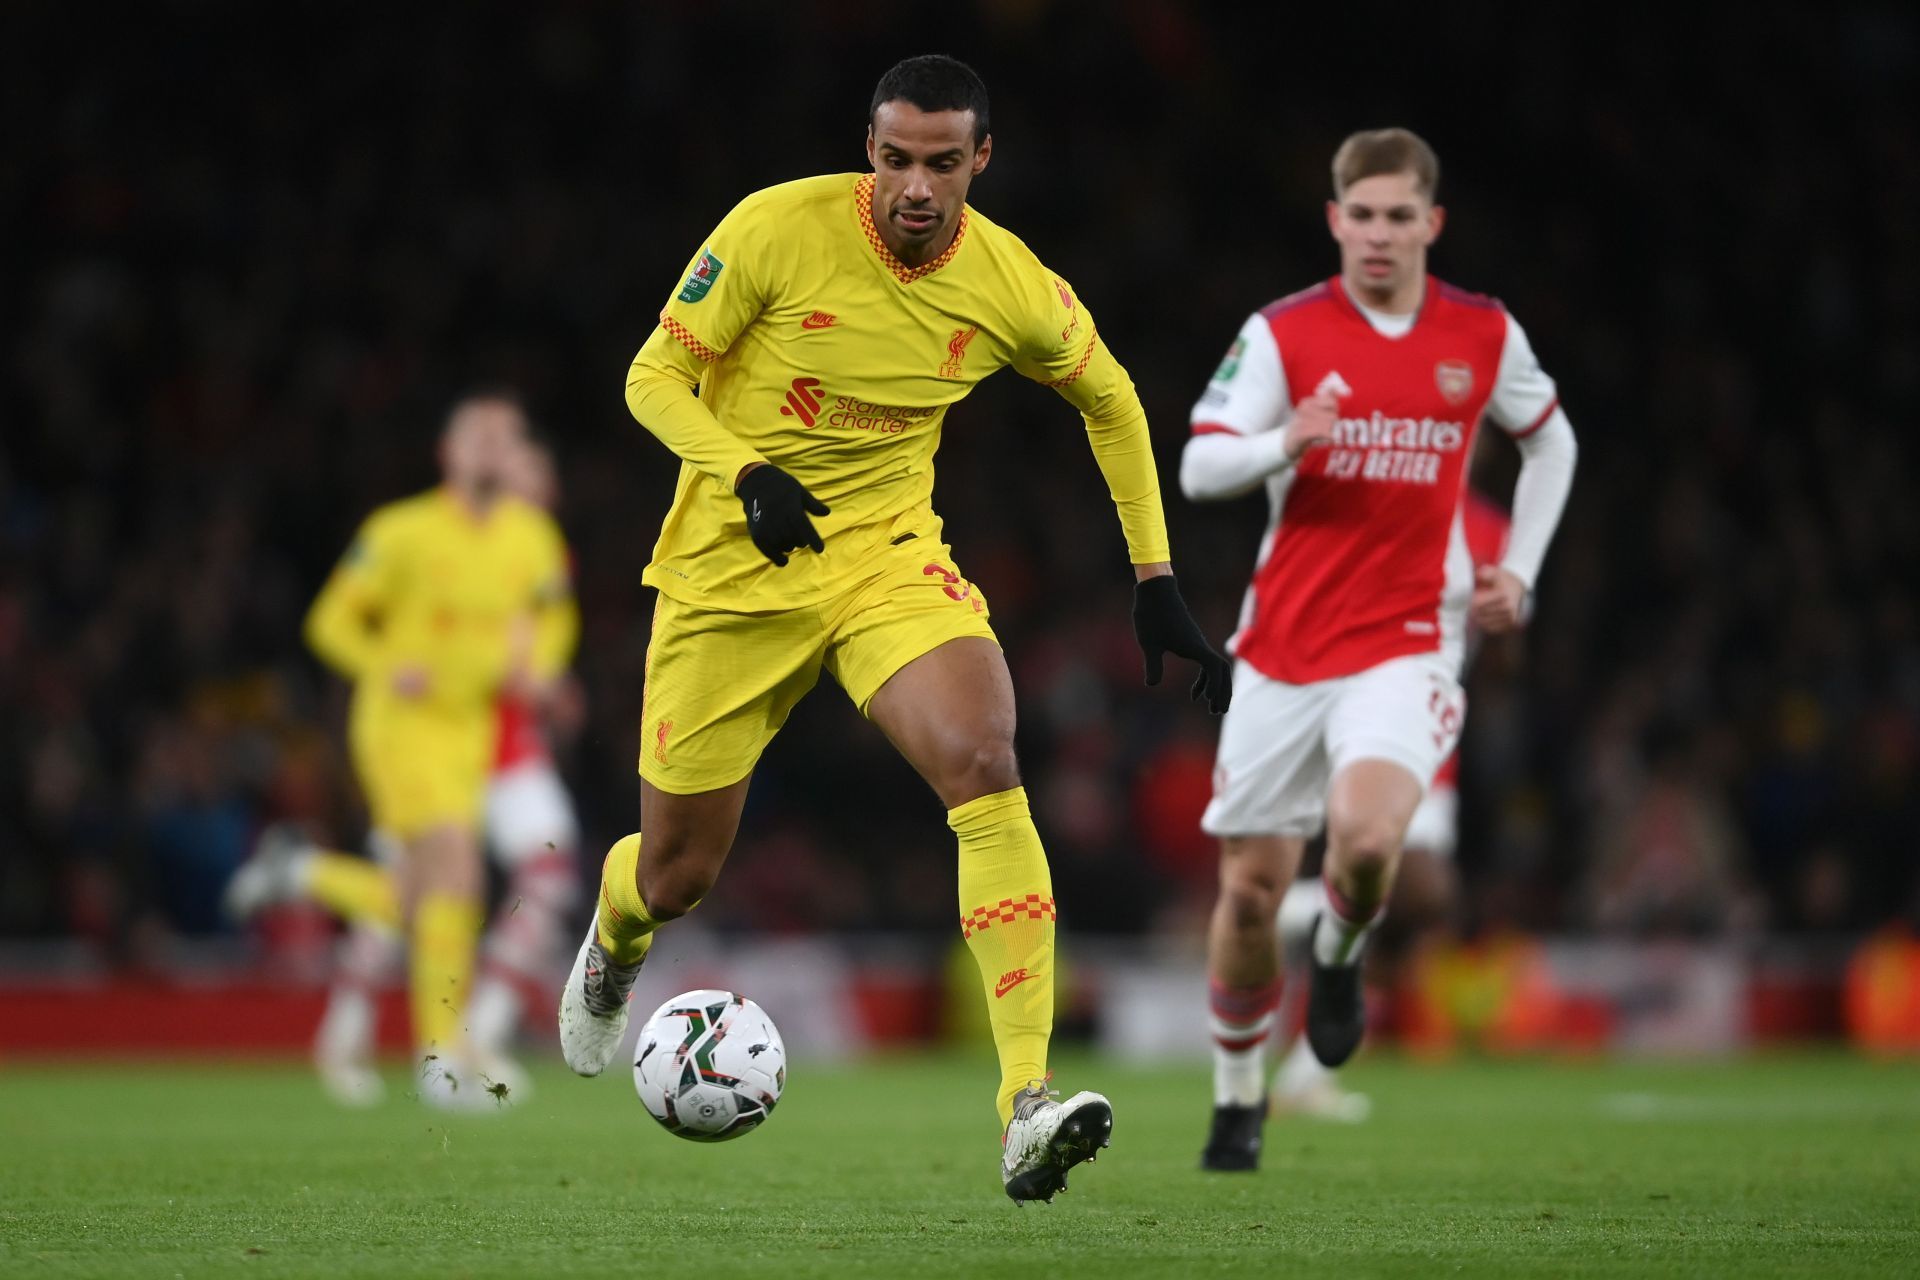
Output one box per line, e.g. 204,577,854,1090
484,760,580,868
1201,652,1465,839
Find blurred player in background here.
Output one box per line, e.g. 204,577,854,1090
1268,488,1511,1122
1179,129,1577,1170
279,392,574,1106
558,55,1230,1202
227,434,581,1106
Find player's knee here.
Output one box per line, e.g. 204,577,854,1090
635,835,721,921
1222,882,1283,932
1328,817,1401,881
636,863,707,921
945,737,1021,806
1219,863,1286,931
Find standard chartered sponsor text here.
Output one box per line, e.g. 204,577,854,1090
826,396,940,435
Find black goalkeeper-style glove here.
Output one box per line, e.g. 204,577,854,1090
1132,575,1233,714
736,465,830,567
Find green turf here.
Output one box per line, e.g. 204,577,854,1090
1,1050,1916,1278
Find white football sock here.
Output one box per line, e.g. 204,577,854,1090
1313,902,1378,967
314,985,378,1068
1278,878,1328,963
464,975,524,1058
1209,979,1282,1107
1212,1038,1269,1108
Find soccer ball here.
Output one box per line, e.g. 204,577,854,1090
632,989,786,1142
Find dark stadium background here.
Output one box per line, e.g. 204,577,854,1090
2,1,1914,1034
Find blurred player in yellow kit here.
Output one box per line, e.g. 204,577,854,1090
227,432,582,1108
301,391,573,1105
556,55,1232,1201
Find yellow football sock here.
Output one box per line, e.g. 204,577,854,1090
595,832,663,967
305,850,401,932
411,892,482,1054
950,787,1055,1128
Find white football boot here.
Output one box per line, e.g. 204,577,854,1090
467,1051,531,1107
1272,1075,1373,1124
313,985,384,1108
417,1053,485,1111
222,823,312,921
1001,1081,1114,1203
557,918,644,1076
465,975,533,1103
1271,1035,1371,1123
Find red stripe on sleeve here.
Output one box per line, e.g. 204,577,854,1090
1510,396,1560,439
658,311,721,363
1190,422,1244,438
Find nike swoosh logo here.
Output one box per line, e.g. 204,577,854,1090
750,500,761,522
995,970,1036,999
801,313,838,330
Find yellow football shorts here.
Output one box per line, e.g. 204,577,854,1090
639,537,998,794
348,691,493,839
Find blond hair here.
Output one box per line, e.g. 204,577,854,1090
1332,128,1440,200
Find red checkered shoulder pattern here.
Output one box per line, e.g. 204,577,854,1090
960,893,1057,938
658,311,720,363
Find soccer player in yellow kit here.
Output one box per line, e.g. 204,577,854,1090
229,432,581,1107
306,392,573,1104
557,55,1230,1201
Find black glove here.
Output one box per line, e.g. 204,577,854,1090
736,465,829,567
1132,574,1232,714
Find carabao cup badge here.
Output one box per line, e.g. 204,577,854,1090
678,250,725,304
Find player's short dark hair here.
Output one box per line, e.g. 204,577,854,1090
1332,128,1440,200
869,55,990,147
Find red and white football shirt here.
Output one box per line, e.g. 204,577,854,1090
486,694,578,865
1191,276,1558,685
493,695,549,772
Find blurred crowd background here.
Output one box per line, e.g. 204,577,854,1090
4,2,1916,963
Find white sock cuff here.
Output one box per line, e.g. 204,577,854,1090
1208,1010,1276,1049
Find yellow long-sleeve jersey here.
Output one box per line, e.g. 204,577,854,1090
626,172,1172,611
304,487,576,712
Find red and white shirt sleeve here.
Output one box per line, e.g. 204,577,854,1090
1180,314,1295,501
1485,313,1559,438
1484,313,1577,590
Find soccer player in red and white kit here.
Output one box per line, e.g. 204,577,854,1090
1180,129,1578,1170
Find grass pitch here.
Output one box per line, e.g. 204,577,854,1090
2,1050,1916,1278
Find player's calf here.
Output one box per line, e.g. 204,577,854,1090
1201,835,1297,1170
